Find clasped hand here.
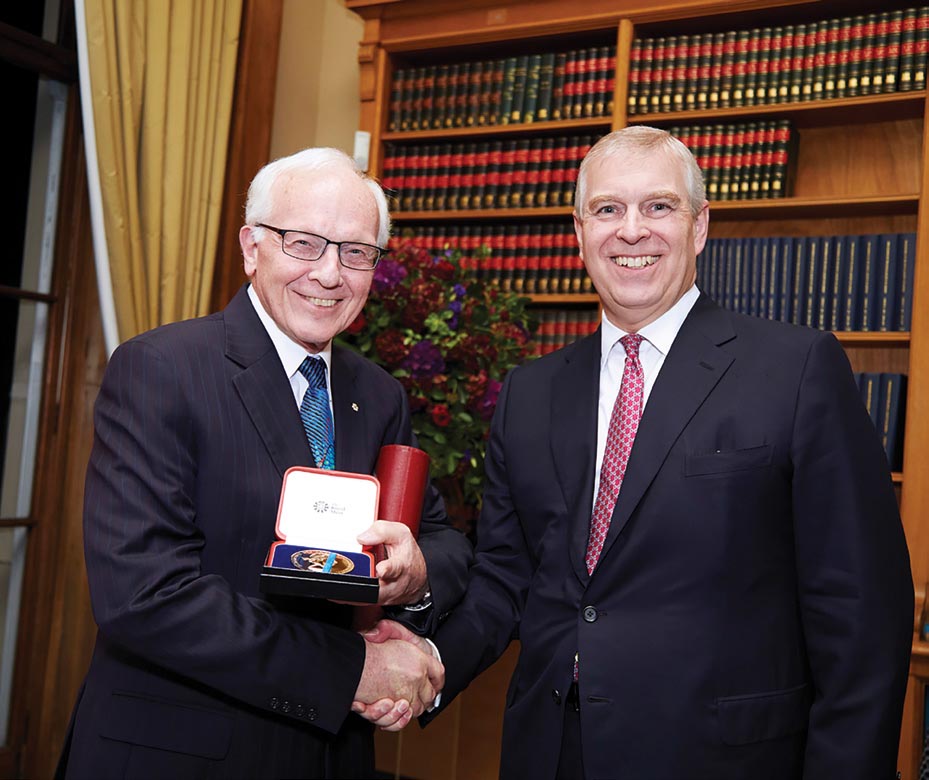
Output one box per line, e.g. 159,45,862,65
352,620,441,731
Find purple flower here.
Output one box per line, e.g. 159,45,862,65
453,284,467,297
402,340,446,379
449,300,462,314
373,258,407,292
475,379,503,421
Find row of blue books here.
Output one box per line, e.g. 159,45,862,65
855,372,907,472
697,233,916,331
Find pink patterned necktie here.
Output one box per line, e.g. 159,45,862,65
586,333,644,574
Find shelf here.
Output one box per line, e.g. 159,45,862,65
710,194,921,220
393,207,574,221
833,331,911,346
392,194,919,222
628,91,928,129
382,116,612,142
528,294,599,304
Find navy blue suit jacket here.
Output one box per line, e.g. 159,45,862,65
60,285,471,779
431,294,912,780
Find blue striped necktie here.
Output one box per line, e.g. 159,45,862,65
298,357,335,470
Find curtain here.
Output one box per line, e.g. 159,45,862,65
79,0,243,343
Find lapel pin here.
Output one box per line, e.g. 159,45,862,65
351,402,359,412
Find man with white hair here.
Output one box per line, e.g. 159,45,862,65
57,148,471,779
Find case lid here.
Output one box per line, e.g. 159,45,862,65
275,466,380,550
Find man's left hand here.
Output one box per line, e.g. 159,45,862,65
357,520,428,606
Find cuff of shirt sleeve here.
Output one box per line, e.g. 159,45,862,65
424,637,442,711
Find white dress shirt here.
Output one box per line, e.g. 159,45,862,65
591,285,700,508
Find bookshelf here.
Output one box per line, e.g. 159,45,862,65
346,0,929,777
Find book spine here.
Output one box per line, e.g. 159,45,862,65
916,7,929,90
466,60,483,127
510,55,530,124
498,57,518,125
898,8,918,91
876,233,901,332
537,52,556,121
708,33,725,109
843,236,861,331
883,10,904,94
552,52,568,119
899,232,917,331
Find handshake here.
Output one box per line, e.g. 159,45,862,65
351,620,443,731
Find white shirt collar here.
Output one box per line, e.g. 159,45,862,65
599,285,700,366
247,284,332,376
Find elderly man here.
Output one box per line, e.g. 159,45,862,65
367,126,913,780
57,148,471,780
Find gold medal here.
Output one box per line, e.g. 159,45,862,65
290,549,355,574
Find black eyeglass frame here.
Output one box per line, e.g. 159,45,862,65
254,223,386,270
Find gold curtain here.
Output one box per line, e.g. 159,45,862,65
82,0,243,339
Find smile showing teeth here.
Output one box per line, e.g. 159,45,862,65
609,255,659,268
302,295,337,307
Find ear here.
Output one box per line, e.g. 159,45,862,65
693,202,709,256
573,211,585,262
239,225,259,278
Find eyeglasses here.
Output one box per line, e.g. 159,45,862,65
255,223,385,270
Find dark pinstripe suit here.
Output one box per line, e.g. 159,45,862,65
59,285,471,779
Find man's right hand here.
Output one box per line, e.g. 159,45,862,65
353,632,444,728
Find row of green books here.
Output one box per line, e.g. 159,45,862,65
532,309,600,356
389,46,615,132
402,222,590,295
855,372,907,471
381,136,597,212
698,233,917,332
671,120,794,200
629,7,929,114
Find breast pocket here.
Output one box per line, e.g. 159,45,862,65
684,444,773,477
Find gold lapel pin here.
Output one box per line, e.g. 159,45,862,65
351,403,359,412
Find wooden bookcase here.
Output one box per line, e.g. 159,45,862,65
346,1,929,777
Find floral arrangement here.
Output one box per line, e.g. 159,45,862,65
339,238,536,527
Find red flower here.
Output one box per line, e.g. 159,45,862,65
432,260,456,280
430,403,451,427
346,312,366,335
375,329,409,366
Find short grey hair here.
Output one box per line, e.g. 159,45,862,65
245,147,390,247
574,126,707,217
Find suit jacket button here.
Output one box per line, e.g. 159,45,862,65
281,700,292,713
295,704,305,716
583,606,598,623
308,708,318,721
552,689,561,705
269,697,280,710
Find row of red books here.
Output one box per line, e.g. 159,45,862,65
670,119,794,201
629,7,929,114
389,46,616,132
533,309,600,356
381,136,598,212
403,223,590,296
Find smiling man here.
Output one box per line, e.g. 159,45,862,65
368,126,913,779
56,148,472,780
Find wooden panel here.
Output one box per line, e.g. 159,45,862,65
792,120,923,200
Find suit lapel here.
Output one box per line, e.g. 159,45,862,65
225,286,312,478
550,332,601,586
597,297,736,565
330,347,371,475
